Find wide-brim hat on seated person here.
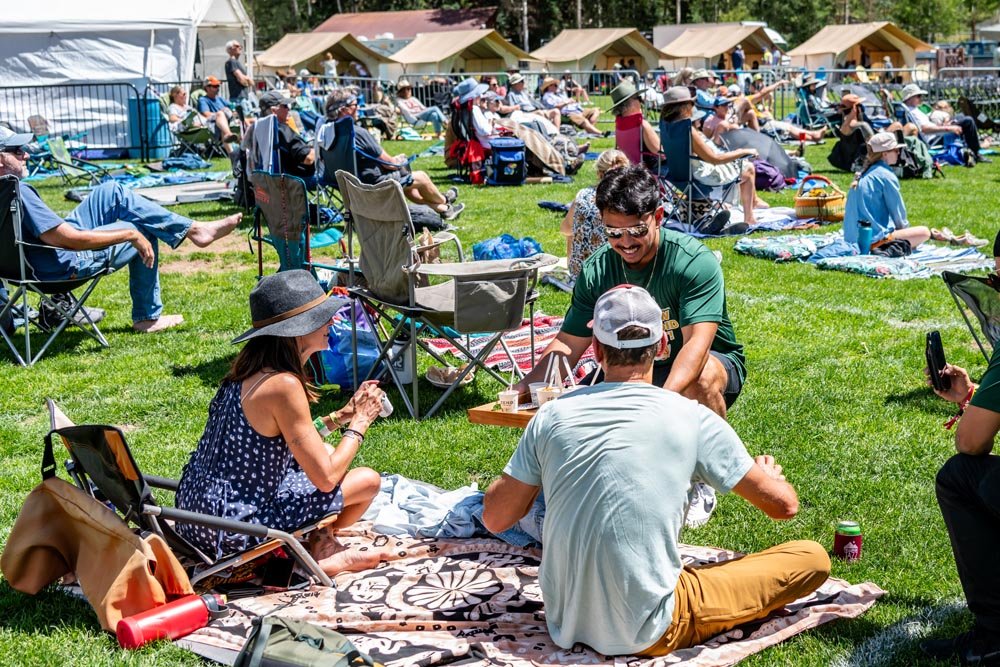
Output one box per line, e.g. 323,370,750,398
540,76,559,93
232,270,347,344
259,90,291,112
900,83,929,102
840,93,862,107
691,68,713,82
508,72,525,86
867,131,900,154
713,96,732,107
661,86,695,106
610,80,645,110
798,74,826,89
454,77,488,103
397,79,413,90
692,107,709,122
0,126,33,151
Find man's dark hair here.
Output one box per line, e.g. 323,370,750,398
595,164,659,217
595,325,659,368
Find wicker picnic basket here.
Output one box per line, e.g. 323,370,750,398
794,174,846,222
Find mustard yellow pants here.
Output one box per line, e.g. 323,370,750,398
640,540,831,656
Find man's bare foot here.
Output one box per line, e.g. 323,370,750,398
133,314,184,333
187,213,242,248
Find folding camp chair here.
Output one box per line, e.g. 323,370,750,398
158,92,228,159
0,176,111,366
795,87,838,131
43,399,335,588
659,118,741,229
337,170,556,420
615,114,650,166
446,98,486,183
46,137,111,187
942,270,1000,364
251,171,344,280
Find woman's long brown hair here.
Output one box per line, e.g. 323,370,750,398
224,336,318,402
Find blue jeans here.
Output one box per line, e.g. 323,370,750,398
66,182,192,322
417,106,447,134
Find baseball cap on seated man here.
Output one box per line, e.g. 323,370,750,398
0,126,33,151
589,285,664,349
205,76,221,87
259,90,291,111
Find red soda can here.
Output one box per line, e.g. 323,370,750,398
116,593,227,649
833,520,863,561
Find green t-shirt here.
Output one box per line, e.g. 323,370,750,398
971,344,1000,413
562,229,746,383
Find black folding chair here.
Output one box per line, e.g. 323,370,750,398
659,118,742,229
942,270,1000,364
0,175,112,366
44,399,335,588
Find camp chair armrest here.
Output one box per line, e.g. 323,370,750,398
149,505,270,539
415,253,558,277
145,474,180,492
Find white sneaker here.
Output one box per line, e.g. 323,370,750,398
684,482,717,528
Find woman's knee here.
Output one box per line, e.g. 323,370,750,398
344,466,382,502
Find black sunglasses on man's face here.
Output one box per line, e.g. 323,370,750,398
1,146,27,155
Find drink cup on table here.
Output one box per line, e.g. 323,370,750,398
537,385,561,406
499,389,519,413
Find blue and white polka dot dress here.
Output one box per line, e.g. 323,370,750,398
175,381,344,559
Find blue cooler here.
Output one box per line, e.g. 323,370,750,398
128,97,172,160
487,137,526,186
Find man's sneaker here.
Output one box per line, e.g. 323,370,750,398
684,482,717,528
921,629,1000,665
441,202,465,221
39,293,105,332
444,186,459,204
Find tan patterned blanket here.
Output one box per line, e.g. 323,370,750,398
180,523,885,666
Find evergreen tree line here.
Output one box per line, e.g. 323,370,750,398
247,0,1000,55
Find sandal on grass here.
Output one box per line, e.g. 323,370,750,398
931,227,958,243
957,231,989,247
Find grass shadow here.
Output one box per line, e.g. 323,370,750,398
171,355,233,387
884,386,941,410
0,581,100,633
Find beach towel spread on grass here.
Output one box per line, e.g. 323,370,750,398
665,207,825,238
425,314,596,374
178,522,885,667
735,234,993,279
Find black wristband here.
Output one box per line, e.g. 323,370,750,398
342,428,365,443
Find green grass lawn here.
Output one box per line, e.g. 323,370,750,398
0,139,996,665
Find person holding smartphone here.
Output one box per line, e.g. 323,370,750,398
921,238,1000,663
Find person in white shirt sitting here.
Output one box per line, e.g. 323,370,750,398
901,83,988,163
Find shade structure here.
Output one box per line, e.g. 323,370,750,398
788,22,934,71
312,7,498,40
531,28,665,74
255,32,394,78
657,24,780,69
390,29,533,74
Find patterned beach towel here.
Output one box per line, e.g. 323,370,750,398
425,314,596,374
179,523,885,667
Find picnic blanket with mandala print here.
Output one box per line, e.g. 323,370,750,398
179,522,885,667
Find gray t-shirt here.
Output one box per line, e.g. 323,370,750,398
504,382,753,655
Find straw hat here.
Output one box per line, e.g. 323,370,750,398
232,270,347,344
397,79,413,89
508,73,525,85
540,76,559,92
900,83,928,102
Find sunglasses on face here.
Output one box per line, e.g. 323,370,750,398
2,146,27,155
604,222,651,239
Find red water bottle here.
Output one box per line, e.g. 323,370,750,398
116,594,227,649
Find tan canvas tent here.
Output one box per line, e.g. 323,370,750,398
658,24,779,69
788,22,934,72
390,29,533,74
531,28,665,73
255,32,393,78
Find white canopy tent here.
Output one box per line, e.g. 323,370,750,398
0,0,253,153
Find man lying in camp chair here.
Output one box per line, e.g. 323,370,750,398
900,84,989,163
0,127,241,333
326,89,464,220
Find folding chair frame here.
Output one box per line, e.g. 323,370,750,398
659,119,742,230
44,399,334,588
0,175,111,366
942,270,998,364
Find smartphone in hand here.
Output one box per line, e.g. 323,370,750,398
926,331,951,392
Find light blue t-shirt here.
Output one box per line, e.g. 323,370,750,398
503,383,753,655
842,161,908,246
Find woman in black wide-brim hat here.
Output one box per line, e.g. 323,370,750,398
175,270,386,576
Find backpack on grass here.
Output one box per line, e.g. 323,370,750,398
234,616,382,667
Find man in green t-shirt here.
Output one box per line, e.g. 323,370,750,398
922,247,1000,663
515,165,745,418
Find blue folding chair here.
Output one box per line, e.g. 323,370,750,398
658,118,741,229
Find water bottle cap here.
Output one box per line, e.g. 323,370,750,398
859,220,872,228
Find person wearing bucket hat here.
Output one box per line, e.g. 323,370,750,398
691,69,718,110
0,125,242,333
396,78,447,139
842,131,930,253
901,83,987,162
175,270,386,577
660,87,767,227
541,76,604,136
610,80,660,169
325,89,463,220
920,230,1000,665
502,73,562,128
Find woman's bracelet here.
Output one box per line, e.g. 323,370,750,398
313,416,332,438
945,385,977,430
342,428,365,444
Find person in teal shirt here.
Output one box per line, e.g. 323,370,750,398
842,132,930,252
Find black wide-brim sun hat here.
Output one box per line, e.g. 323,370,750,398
232,270,347,344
